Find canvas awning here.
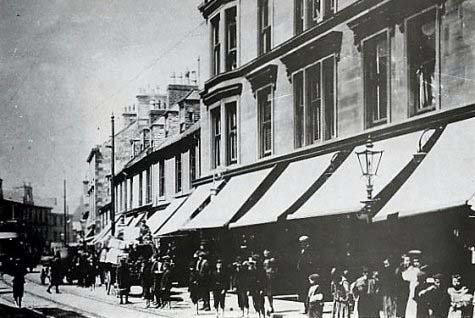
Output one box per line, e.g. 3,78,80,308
374,117,475,221
180,167,273,230
157,181,223,236
289,129,435,220
230,152,337,228
147,197,187,234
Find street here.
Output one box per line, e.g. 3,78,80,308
0,268,317,318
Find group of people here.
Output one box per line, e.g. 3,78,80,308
187,246,278,318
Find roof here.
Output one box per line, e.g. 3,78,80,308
176,89,200,104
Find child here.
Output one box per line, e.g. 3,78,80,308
307,274,324,318
160,261,172,308
232,259,249,317
211,259,227,317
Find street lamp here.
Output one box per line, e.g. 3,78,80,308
355,136,383,221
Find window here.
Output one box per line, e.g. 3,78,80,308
175,154,182,193
211,14,221,76
225,102,238,165
295,0,336,34
124,180,128,211
294,55,336,148
364,32,389,127
211,107,222,168
258,86,273,158
190,146,196,188
129,178,133,208
225,7,237,71
159,160,165,197
258,0,271,55
407,8,437,114
146,167,152,203
139,172,143,206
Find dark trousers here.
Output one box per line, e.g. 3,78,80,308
252,291,265,315
237,289,249,309
213,290,225,310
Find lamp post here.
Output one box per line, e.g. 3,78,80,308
355,136,383,221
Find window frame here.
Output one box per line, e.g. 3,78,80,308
158,160,165,199
225,101,238,165
225,6,238,72
175,154,182,194
295,0,336,35
146,167,152,203
362,29,391,128
129,178,133,209
211,14,221,76
210,106,222,169
189,146,196,189
258,0,272,56
257,84,274,158
292,54,337,148
405,6,440,117
138,172,143,206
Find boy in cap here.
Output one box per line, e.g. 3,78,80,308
211,259,228,317
232,258,249,317
247,257,266,318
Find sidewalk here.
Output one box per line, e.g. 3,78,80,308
24,268,334,317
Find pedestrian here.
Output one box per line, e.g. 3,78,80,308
307,274,324,318
151,254,163,308
297,235,315,314
447,274,473,318
416,273,450,318
40,266,48,285
116,256,131,305
330,267,338,318
47,252,62,294
352,267,379,318
395,254,411,318
402,253,422,318
335,269,352,318
380,258,398,318
247,257,266,318
232,258,249,317
141,256,154,308
196,251,211,311
160,261,172,308
211,259,227,317
188,261,200,313
263,249,277,315
12,258,27,308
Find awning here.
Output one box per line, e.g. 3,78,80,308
147,197,187,234
92,225,111,244
230,152,337,228
181,167,273,230
289,129,434,220
374,117,475,221
157,181,222,236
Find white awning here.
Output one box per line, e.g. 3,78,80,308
157,182,222,236
289,129,434,220
147,197,187,234
181,167,273,230
374,117,475,221
0,232,18,240
230,152,337,228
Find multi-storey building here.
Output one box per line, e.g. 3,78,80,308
161,0,475,284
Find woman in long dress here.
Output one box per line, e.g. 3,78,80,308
402,258,421,317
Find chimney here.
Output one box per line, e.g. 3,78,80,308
0,178,3,200
122,104,137,128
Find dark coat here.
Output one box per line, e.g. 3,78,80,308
116,262,130,289
50,257,62,285
232,267,249,292
160,268,172,291
211,269,228,292
248,266,266,294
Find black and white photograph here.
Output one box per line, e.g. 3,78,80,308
0,0,474,317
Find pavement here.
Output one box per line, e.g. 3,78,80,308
0,267,336,318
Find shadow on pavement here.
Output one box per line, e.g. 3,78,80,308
0,303,44,317
34,307,90,318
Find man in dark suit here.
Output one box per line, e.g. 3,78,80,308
196,251,211,311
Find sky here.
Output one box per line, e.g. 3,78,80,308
0,0,207,210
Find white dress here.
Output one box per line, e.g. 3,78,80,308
402,266,420,318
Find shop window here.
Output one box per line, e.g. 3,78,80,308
225,7,237,71
407,8,437,115
175,154,182,193
225,102,238,165
364,32,389,127
258,0,272,55
258,86,273,158
211,107,222,168
211,14,221,76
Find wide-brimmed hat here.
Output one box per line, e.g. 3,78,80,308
299,235,309,242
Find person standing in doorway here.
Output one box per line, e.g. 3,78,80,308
47,252,62,294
